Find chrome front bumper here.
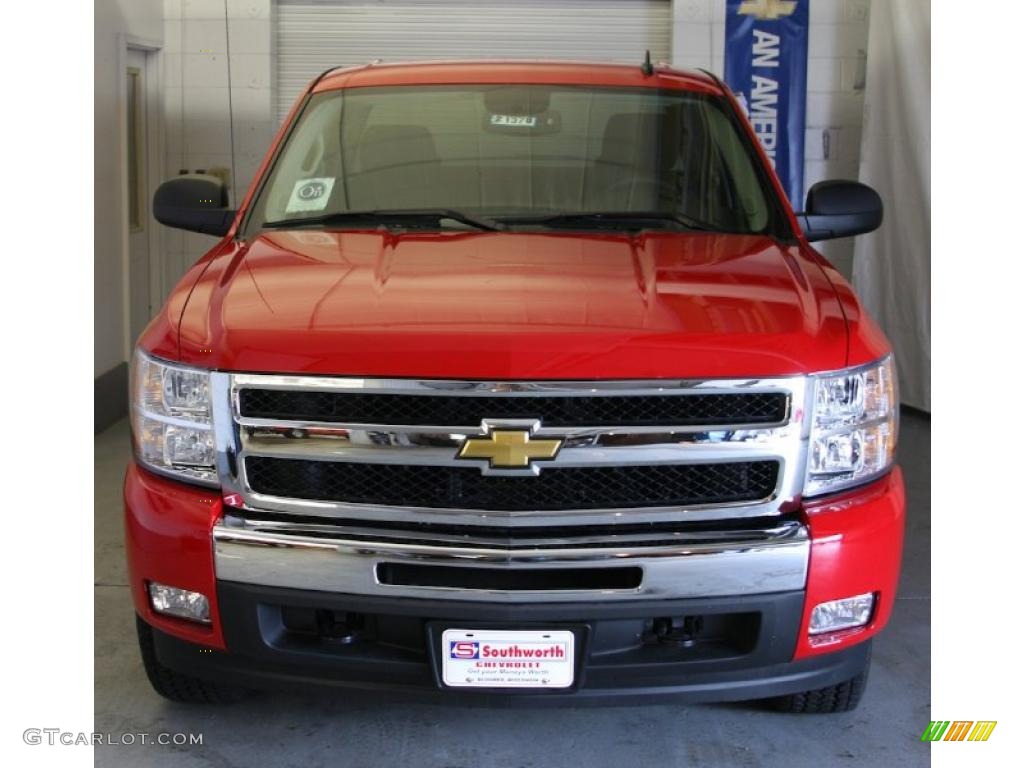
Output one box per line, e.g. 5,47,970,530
213,516,810,603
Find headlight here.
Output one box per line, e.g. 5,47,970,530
805,356,897,496
131,349,217,486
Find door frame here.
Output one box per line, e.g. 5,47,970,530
117,34,164,359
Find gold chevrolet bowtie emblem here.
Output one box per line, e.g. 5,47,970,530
457,430,562,469
738,0,797,21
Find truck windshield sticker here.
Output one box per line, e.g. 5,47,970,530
490,114,538,127
285,177,335,213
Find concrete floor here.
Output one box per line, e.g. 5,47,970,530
95,411,930,768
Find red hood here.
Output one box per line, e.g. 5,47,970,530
170,230,848,379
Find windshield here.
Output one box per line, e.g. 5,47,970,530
243,84,782,236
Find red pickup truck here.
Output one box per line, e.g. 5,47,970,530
127,60,903,711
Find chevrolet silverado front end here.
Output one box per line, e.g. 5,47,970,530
127,61,903,711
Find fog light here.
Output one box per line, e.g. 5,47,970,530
809,592,875,634
148,582,211,624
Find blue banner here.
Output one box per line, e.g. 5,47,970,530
723,0,809,205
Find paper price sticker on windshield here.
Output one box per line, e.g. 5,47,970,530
285,177,335,213
441,629,574,689
490,114,538,127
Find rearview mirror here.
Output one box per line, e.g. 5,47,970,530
153,174,236,236
797,180,882,242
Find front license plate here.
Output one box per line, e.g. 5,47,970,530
441,629,575,689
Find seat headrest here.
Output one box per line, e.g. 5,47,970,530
599,113,661,167
357,125,439,172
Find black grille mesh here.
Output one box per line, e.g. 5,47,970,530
244,457,779,511
238,389,788,427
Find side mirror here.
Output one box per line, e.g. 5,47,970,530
152,174,236,236
797,180,883,242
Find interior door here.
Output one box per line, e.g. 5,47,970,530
126,48,151,343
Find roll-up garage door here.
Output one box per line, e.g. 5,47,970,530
275,0,672,123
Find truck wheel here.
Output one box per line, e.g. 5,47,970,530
766,665,869,713
136,616,244,704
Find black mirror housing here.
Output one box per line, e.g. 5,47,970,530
153,174,236,236
798,180,883,242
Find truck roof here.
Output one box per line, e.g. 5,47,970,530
312,60,725,96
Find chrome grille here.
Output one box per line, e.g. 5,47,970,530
211,374,810,528
244,456,780,511
237,388,789,428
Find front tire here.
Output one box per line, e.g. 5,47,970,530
136,616,245,704
765,648,870,713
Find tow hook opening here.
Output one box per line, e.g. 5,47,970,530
641,612,760,655
651,616,704,647
315,609,366,646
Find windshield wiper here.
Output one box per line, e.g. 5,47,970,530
262,208,503,232
498,211,716,232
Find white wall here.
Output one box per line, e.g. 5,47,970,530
852,0,930,410
162,0,275,287
95,0,164,377
671,0,871,277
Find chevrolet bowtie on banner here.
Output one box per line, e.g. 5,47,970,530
130,59,900,711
